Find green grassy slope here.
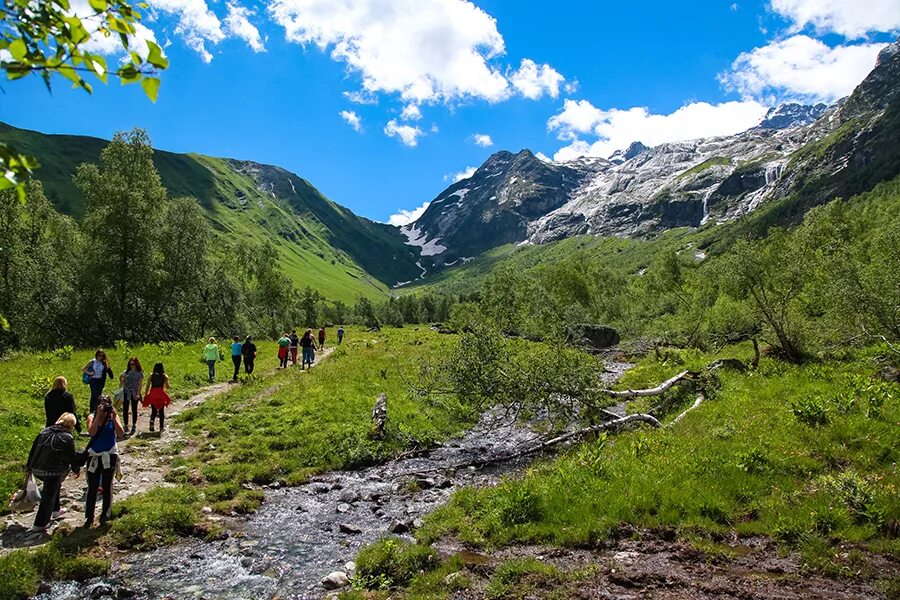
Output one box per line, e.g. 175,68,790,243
0,123,420,301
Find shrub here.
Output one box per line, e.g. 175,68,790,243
495,483,544,527
355,538,438,588
791,395,829,427
53,345,74,360
158,341,185,356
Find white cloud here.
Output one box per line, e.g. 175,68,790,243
151,0,227,63
509,58,565,99
387,201,430,226
770,0,900,38
267,0,565,105
269,0,510,103
535,152,552,163
473,133,493,147
340,110,362,131
384,119,425,146
224,2,265,53
343,90,378,104
400,103,422,121
548,98,769,161
72,0,159,60
444,166,477,182
721,35,885,103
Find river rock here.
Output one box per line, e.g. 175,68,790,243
89,583,115,598
437,478,452,489
415,477,436,489
569,324,620,350
339,523,362,534
336,503,351,513
344,561,357,575
311,483,330,494
321,571,350,590
389,520,409,534
339,490,360,504
201,506,213,514
116,587,137,599
443,571,465,586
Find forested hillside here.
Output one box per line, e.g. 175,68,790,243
0,123,420,300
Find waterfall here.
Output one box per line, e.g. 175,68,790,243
765,162,785,185
700,187,714,225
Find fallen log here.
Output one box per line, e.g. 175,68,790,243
600,370,691,398
668,393,704,427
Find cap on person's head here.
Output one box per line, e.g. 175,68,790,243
55,413,76,431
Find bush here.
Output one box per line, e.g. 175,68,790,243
53,345,74,361
495,483,544,527
791,394,829,427
355,538,438,588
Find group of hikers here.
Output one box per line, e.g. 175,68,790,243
17,325,345,534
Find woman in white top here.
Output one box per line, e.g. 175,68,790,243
82,349,113,414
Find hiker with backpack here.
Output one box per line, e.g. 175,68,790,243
318,326,326,350
337,326,344,345
300,329,317,369
24,413,81,532
83,349,113,414
277,333,291,368
119,357,144,436
44,377,81,434
84,396,125,527
230,336,243,382
142,363,171,433
289,330,300,365
242,336,257,375
202,338,220,383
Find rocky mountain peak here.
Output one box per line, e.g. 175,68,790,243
755,103,829,130
608,141,649,164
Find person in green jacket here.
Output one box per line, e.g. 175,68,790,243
203,338,220,382
277,333,291,368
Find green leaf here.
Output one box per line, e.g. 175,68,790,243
117,63,140,83
146,41,168,69
140,76,159,102
8,38,26,61
88,0,108,11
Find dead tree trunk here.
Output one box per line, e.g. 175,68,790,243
600,371,691,398
371,393,387,440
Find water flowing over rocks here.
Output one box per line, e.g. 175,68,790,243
36,363,633,600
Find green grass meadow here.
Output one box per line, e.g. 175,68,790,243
0,339,276,503
417,347,899,561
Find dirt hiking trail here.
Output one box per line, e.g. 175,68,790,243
0,347,334,554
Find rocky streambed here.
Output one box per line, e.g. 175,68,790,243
37,362,632,600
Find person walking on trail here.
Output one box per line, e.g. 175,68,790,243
84,396,124,528
44,377,81,434
119,358,144,436
142,363,171,433
300,329,317,370
25,413,81,532
203,338,220,383
289,330,300,365
277,333,291,368
242,336,257,375
230,336,243,382
83,349,113,414
337,326,344,345
318,326,326,350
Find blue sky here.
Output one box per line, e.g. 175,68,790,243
2,0,897,223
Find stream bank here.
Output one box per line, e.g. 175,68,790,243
35,362,634,599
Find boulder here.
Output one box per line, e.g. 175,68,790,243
569,324,620,350
389,520,410,534
339,523,362,534
321,571,350,590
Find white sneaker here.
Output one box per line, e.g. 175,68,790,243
51,509,67,520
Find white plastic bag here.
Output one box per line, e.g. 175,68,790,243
7,473,41,512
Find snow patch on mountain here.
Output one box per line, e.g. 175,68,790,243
400,223,447,256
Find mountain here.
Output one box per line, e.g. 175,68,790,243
402,38,900,272
0,123,422,301
755,103,828,130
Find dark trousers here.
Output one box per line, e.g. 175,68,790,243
244,357,255,375
231,355,242,379
150,405,165,430
34,475,62,527
290,346,298,364
85,455,117,524
89,378,106,413
122,391,139,430
207,360,216,382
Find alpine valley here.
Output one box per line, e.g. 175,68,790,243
3,39,899,296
